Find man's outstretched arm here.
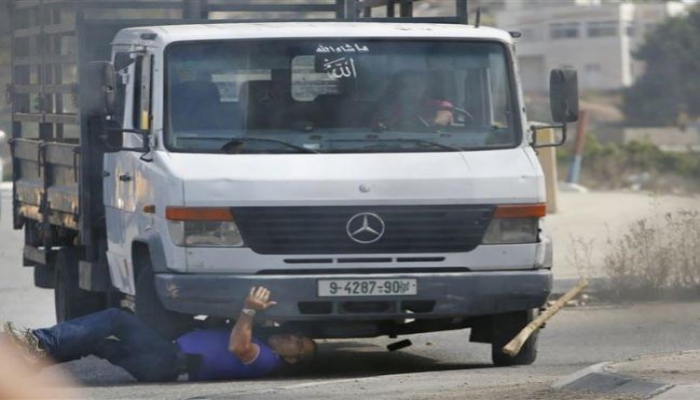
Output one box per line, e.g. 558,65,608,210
229,286,277,364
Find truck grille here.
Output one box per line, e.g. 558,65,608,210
233,205,495,255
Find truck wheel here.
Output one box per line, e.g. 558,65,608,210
491,309,538,367
54,248,106,323
135,265,192,340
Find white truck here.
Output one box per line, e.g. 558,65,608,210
9,0,578,366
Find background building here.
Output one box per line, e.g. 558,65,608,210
496,0,688,92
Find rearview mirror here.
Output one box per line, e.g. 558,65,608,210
114,53,136,71
101,120,150,154
550,69,579,123
85,61,116,117
531,69,580,148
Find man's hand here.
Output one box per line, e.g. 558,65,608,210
244,286,277,311
230,286,276,363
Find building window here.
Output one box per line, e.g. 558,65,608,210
550,22,580,40
624,21,635,37
585,64,601,72
587,21,619,38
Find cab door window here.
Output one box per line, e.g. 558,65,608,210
133,55,153,131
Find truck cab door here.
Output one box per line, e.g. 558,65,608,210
103,53,152,294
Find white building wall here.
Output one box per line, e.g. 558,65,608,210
496,1,687,93
504,0,602,11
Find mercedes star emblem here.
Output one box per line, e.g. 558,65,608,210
346,213,386,244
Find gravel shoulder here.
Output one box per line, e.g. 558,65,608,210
611,351,700,386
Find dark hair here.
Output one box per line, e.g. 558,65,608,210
277,335,318,366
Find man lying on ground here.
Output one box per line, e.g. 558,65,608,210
1,286,316,382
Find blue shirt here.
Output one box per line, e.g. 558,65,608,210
176,329,283,381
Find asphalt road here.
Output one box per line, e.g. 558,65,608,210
2,186,700,399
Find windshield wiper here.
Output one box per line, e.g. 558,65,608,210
328,138,463,152
384,138,464,152
221,137,320,154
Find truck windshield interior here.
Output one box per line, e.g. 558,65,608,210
165,39,519,153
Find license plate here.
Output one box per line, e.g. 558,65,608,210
318,279,417,297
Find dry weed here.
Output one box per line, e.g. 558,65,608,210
601,210,700,301
567,235,596,279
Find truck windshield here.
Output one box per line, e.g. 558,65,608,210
165,39,519,153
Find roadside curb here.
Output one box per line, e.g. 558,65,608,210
552,362,673,398
551,362,610,389
552,356,700,399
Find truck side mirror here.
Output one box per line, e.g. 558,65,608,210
85,61,116,117
531,69,579,148
101,120,150,154
102,119,124,152
550,69,579,123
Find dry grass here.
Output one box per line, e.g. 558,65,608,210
584,209,700,301
567,235,597,280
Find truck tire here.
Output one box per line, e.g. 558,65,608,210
491,309,538,367
135,264,192,341
54,248,106,323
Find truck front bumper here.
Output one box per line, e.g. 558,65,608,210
155,270,552,321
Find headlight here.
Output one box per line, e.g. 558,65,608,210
168,220,244,247
481,204,546,245
166,207,245,247
482,218,539,244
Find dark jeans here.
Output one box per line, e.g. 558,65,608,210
33,308,181,382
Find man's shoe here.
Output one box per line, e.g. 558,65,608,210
1,322,47,365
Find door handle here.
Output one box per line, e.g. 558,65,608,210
119,174,132,182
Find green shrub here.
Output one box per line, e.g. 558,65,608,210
558,135,700,193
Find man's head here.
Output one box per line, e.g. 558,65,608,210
267,333,317,364
392,71,429,101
